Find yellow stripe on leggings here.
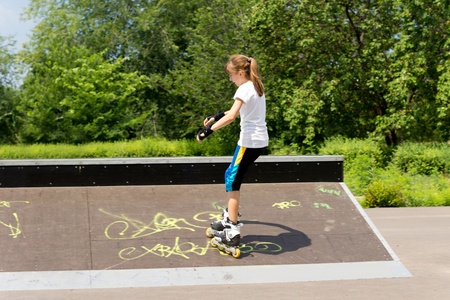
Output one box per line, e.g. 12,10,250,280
234,146,247,166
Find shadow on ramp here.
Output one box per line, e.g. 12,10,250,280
240,221,311,258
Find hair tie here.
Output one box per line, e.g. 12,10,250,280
248,57,252,63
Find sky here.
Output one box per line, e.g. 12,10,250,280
0,0,36,52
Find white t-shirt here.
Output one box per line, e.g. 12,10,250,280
233,81,269,148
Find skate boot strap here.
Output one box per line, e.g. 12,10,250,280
223,208,242,218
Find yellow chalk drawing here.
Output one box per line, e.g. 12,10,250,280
100,208,285,260
0,200,29,239
0,213,24,238
193,211,222,223
100,209,207,240
119,237,210,260
240,242,282,254
272,200,301,209
0,201,30,208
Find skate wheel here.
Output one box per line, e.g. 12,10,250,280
211,239,217,248
206,228,214,238
226,250,231,255
232,248,240,258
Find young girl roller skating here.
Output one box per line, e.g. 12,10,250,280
197,55,268,257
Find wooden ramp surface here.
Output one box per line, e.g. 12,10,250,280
0,183,392,273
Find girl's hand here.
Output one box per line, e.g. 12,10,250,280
197,125,214,143
204,117,214,127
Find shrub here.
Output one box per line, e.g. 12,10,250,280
392,142,450,175
318,136,392,168
363,179,405,208
344,155,381,196
360,167,450,207
268,139,302,155
399,173,450,207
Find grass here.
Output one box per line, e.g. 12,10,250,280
0,138,211,159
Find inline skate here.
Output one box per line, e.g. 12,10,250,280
209,218,242,258
206,208,242,237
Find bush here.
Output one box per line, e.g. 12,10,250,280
363,179,405,208
268,139,302,155
318,137,392,197
392,142,450,175
399,173,450,207
359,167,450,208
318,136,392,168
344,155,381,196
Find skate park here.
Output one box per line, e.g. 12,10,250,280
0,156,449,299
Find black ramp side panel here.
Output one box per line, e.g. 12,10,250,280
0,156,343,187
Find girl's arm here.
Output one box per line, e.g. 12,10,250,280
209,98,243,131
197,99,243,143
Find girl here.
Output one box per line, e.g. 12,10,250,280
197,54,268,255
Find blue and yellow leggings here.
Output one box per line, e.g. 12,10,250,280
225,145,265,191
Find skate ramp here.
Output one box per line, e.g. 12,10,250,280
0,157,411,290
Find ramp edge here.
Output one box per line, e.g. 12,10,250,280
0,261,412,291
340,182,401,262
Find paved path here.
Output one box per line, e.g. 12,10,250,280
2,206,449,299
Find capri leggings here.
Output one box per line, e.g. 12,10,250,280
225,145,266,191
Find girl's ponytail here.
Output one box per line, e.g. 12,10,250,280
248,57,264,97
225,55,265,97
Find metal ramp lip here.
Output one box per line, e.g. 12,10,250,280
0,155,344,166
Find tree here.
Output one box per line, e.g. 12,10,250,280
19,46,150,143
21,0,208,141
0,36,21,143
18,0,450,147
163,0,251,146
249,0,450,147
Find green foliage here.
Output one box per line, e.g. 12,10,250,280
359,167,450,208
0,138,231,159
22,0,245,143
163,0,249,141
0,85,20,143
392,142,450,175
0,36,21,143
19,47,150,143
317,138,450,207
249,0,450,147
344,155,381,197
363,179,405,208
318,137,388,196
318,136,392,167
399,173,450,207
1,0,449,150
268,139,302,155
0,37,14,85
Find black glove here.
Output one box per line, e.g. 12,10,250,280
207,110,225,122
197,124,214,140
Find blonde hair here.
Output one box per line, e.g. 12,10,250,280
225,54,264,97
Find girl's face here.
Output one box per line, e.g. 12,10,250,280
229,71,248,87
